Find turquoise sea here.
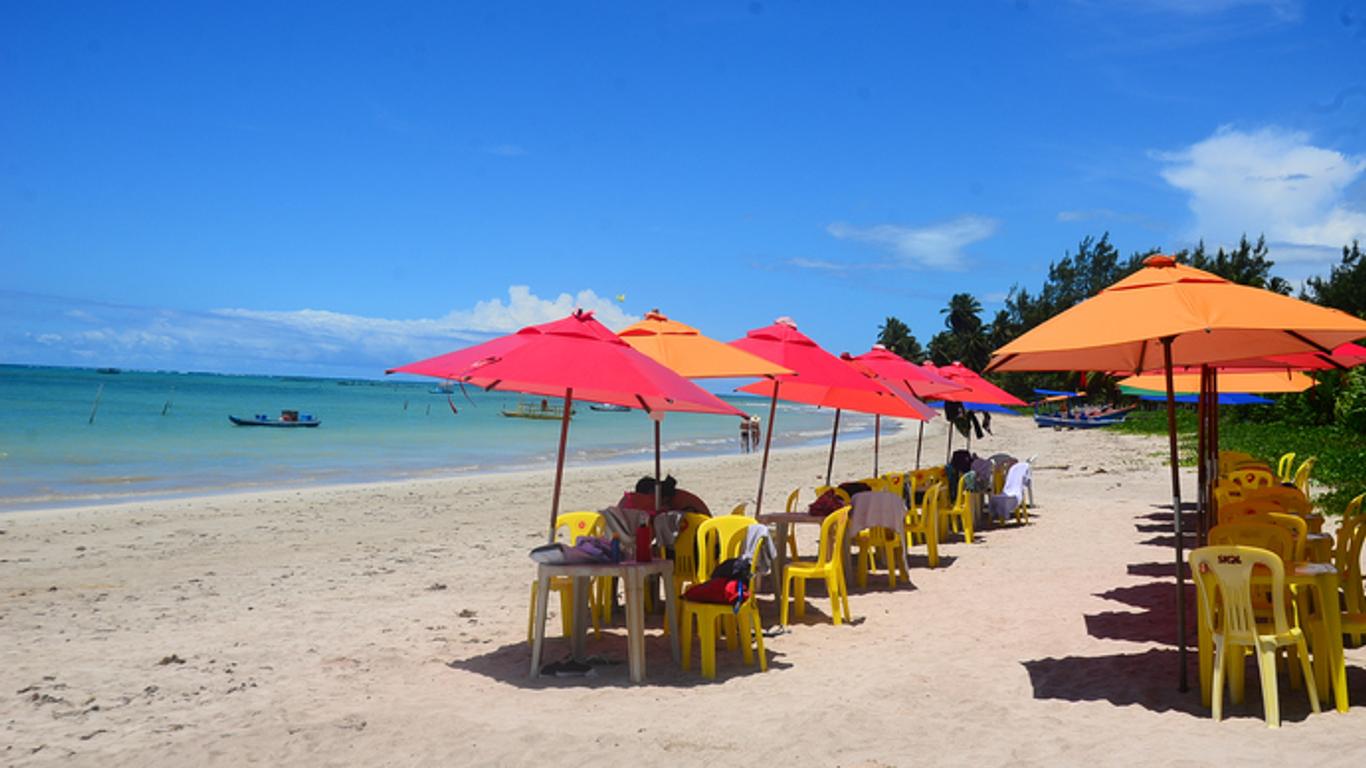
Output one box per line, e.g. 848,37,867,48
0,365,896,511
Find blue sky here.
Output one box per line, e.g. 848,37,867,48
4,0,1366,378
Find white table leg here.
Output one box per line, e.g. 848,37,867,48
625,572,645,683
530,569,551,678
571,575,590,660
663,569,679,662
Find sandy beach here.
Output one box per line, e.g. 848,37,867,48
4,415,1366,767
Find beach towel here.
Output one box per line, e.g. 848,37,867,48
740,524,776,578
986,462,1031,521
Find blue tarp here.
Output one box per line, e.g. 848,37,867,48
1033,388,1084,398
1134,392,1272,405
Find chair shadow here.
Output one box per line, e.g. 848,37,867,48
448,623,794,689
1023,648,1366,723
1085,580,1197,647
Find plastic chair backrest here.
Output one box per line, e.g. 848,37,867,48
1241,485,1311,515
1334,494,1366,572
1218,498,1287,525
696,515,757,578
953,473,970,511
813,506,851,568
1276,452,1297,482
1213,485,1243,508
673,512,709,583
920,482,946,524
1190,545,1292,643
1228,466,1276,490
880,473,906,497
1208,522,1295,564
730,503,747,516
1292,457,1316,497
556,511,604,545
785,488,801,513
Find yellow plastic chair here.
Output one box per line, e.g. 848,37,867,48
730,502,747,516
1276,452,1297,483
855,510,907,590
1292,457,1316,500
904,482,940,568
1333,493,1366,577
880,472,906,499
1189,545,1319,728
1241,485,1312,516
1219,503,1308,563
1337,512,1366,646
782,489,803,560
1208,522,1295,564
780,506,851,626
666,512,711,602
679,516,767,679
526,511,606,643
943,474,975,543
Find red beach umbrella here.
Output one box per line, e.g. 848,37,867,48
845,346,968,472
387,309,746,541
730,318,932,509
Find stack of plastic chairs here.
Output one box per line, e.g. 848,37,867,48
1291,456,1317,501
1190,545,1320,728
1276,452,1297,483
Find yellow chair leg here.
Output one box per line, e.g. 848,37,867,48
752,606,768,671
779,574,792,626
826,574,842,626
700,615,717,679
680,609,694,671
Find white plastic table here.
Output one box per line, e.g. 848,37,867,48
529,559,677,684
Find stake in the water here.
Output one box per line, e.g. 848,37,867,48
88,383,105,425
161,386,176,416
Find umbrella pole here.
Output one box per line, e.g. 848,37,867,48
1196,366,1208,546
826,409,842,486
754,383,780,516
1160,338,1189,693
915,421,924,470
654,417,663,511
548,388,575,544
1209,371,1221,545
874,415,881,477
945,420,953,465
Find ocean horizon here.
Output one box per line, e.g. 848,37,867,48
0,364,899,512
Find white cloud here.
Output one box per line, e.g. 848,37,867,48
1158,126,1366,264
1126,0,1301,19
825,215,999,270
1,287,639,377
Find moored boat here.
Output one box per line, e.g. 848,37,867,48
229,409,321,428
501,400,574,420
588,402,630,412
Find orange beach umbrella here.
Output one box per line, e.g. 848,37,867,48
618,310,792,507
1117,370,1315,395
987,254,1366,693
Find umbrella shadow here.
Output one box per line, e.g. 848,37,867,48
447,626,794,689
1085,580,1197,647
1127,561,1190,580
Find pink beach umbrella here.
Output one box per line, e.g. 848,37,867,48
844,346,968,472
730,318,932,510
387,309,746,542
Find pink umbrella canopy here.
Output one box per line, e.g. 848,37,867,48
729,318,932,508
388,310,745,417
844,346,966,400
732,319,931,418
921,361,1027,407
388,310,745,541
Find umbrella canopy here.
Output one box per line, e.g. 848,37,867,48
988,256,1366,374
733,320,931,418
1131,342,1366,375
845,346,965,400
1117,370,1315,395
921,361,1027,407
619,310,792,379
728,318,931,510
389,310,746,416
618,309,791,509
984,253,1366,695
387,310,746,541
1131,391,1273,405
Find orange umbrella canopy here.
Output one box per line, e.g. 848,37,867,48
1118,370,1315,394
988,255,1366,373
618,310,791,379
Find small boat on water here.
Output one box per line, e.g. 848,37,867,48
501,400,575,421
589,402,630,412
229,409,321,428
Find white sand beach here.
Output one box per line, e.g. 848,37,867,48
4,416,1366,766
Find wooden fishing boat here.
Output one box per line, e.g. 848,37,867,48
500,400,575,420
229,410,321,428
588,402,630,412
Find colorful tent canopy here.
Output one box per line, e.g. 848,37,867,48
1130,391,1272,405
